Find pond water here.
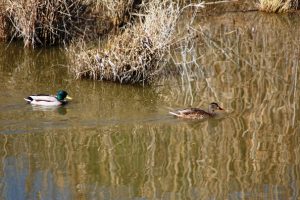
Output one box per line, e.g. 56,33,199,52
0,11,300,200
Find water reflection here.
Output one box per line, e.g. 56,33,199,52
0,121,299,199
30,105,68,115
0,10,300,200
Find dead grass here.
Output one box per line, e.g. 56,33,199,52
96,0,139,27
4,0,97,47
1,0,145,47
258,0,299,12
68,0,181,84
0,10,7,40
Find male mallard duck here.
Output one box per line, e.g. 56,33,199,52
24,90,72,106
169,102,224,119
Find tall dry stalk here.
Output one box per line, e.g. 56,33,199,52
68,0,181,84
258,0,298,12
98,0,136,26
0,8,8,40
5,0,96,47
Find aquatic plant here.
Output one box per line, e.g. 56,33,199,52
258,0,299,12
68,0,182,84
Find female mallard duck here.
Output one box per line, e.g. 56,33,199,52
24,90,72,106
169,102,224,119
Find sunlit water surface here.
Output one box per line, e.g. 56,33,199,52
0,11,300,200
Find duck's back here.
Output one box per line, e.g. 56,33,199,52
169,108,212,119
26,95,57,102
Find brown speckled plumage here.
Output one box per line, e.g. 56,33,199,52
169,102,223,119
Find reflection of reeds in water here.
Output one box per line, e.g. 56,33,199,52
0,118,299,199
156,11,300,197
0,43,70,93
163,12,300,115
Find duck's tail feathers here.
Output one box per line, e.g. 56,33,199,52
24,97,33,103
169,111,181,117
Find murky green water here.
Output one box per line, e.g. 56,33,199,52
0,11,300,200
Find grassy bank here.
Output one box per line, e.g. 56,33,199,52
1,0,299,84
3,0,97,47
0,0,187,48
0,0,203,84
0,0,143,47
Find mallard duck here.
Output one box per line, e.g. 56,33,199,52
169,102,224,119
24,90,72,106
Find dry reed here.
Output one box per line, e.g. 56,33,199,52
4,0,97,47
0,10,7,40
96,0,141,27
258,0,299,12
68,0,181,84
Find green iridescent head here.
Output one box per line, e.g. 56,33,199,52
56,90,70,101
